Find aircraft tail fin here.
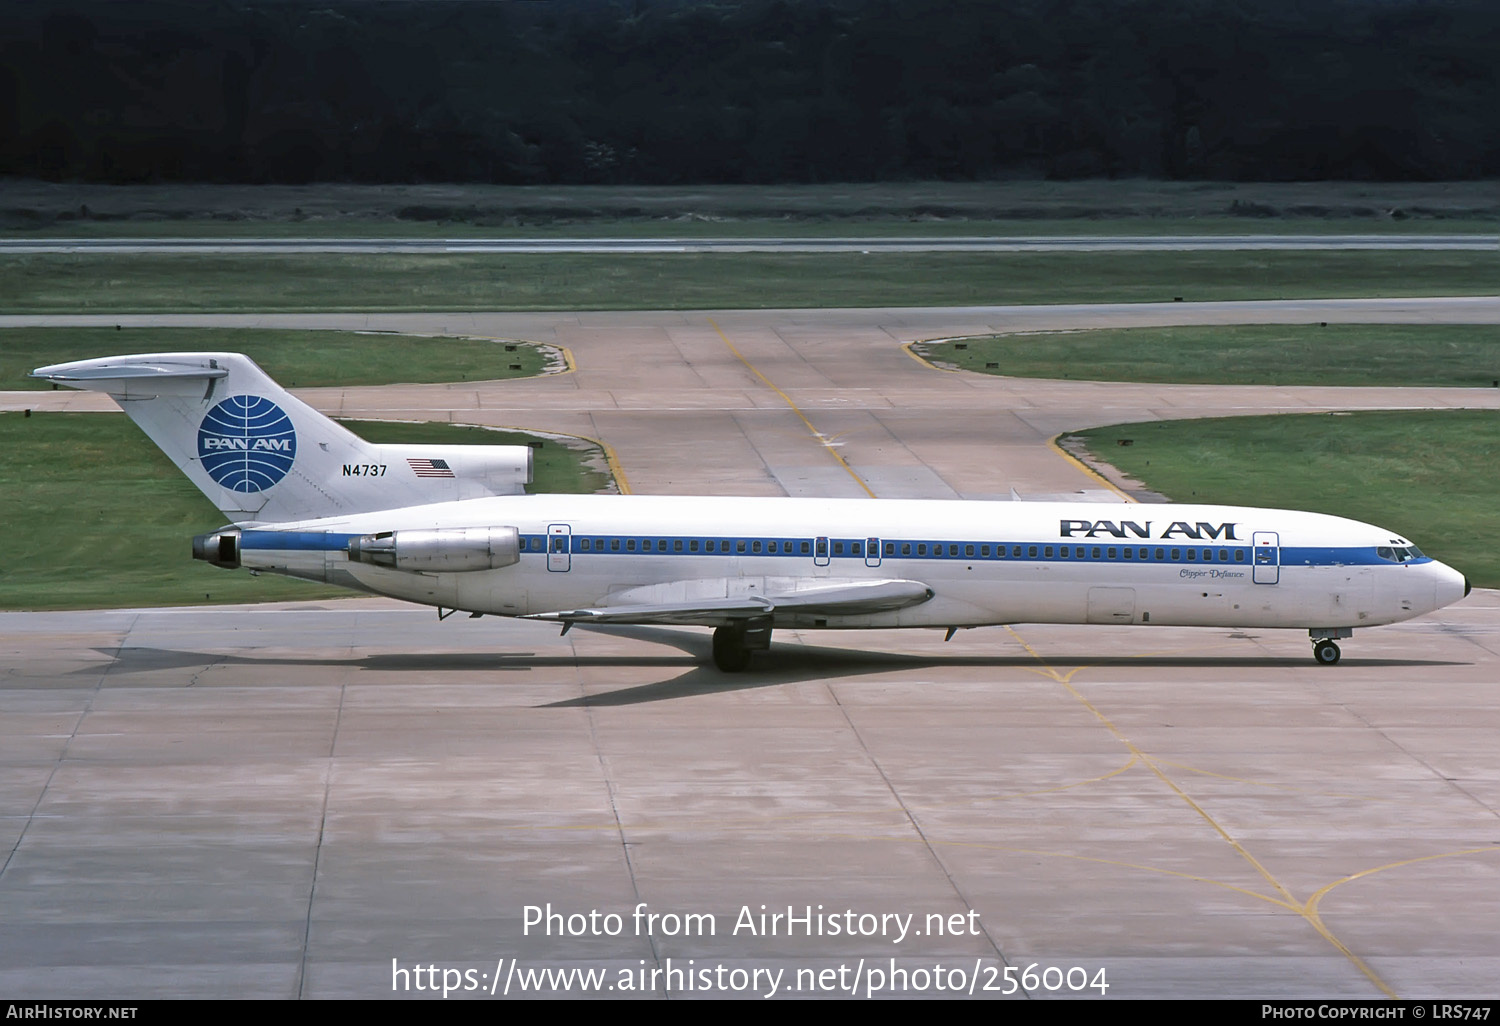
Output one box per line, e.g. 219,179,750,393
32,352,532,524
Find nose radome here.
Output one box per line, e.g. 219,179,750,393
1433,562,1470,610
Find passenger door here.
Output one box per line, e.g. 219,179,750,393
1252,531,1279,585
547,524,571,572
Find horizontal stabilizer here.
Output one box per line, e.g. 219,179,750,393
32,361,228,385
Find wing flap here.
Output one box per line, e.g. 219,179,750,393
526,578,933,627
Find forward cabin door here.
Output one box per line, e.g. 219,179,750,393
547,524,572,572
1252,531,1280,584
865,536,882,568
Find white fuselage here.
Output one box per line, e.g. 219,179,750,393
230,494,1468,633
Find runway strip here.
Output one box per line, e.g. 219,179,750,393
2,234,1496,254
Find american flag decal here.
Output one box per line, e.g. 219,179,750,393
407,457,455,478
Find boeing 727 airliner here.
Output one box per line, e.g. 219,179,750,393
32,352,1470,670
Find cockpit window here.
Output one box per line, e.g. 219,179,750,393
1378,545,1421,563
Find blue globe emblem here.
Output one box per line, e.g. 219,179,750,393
198,396,298,492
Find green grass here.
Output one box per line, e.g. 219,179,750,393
912,324,1500,387
6,180,1496,237
1,327,554,391
3,250,1499,312
0,413,613,610
1070,411,1500,587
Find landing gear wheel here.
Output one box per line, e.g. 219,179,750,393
1312,639,1341,665
712,625,752,673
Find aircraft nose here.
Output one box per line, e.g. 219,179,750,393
1432,561,1469,610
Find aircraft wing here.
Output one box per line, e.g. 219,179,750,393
526,578,934,627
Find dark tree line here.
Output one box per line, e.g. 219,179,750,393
4,0,1497,184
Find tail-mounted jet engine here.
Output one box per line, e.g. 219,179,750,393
347,527,521,572
192,529,241,569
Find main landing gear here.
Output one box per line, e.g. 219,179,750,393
712,617,773,673
1310,627,1353,665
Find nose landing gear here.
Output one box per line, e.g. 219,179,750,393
1313,639,1341,665
1310,627,1353,665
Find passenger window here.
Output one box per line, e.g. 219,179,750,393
1123,548,1132,559
901,543,911,556
1235,549,1245,561
885,542,895,555
1012,546,1022,558
1044,546,1053,558
1171,548,1180,560
737,541,746,553
800,541,811,555
980,545,990,557
752,541,762,553
1139,548,1148,560
627,539,637,551
1075,547,1084,559
1091,547,1101,559
657,540,667,552
674,540,683,552
833,542,843,555
948,544,958,557
852,541,862,556
1060,547,1070,559
1219,548,1228,561
768,541,778,553
1187,549,1196,561
1156,548,1164,560
689,540,699,552
1107,548,1117,559
917,543,927,556
1028,546,1037,558
611,539,620,551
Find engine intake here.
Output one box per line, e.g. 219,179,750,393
348,526,521,572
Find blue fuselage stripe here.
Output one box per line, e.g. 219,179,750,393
235,530,1427,570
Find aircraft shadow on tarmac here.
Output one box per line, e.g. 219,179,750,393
84,625,1467,708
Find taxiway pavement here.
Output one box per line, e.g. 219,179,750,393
3,301,1499,999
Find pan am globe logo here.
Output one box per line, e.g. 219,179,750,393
198,395,297,492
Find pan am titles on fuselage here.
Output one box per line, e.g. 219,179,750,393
31,352,1471,671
